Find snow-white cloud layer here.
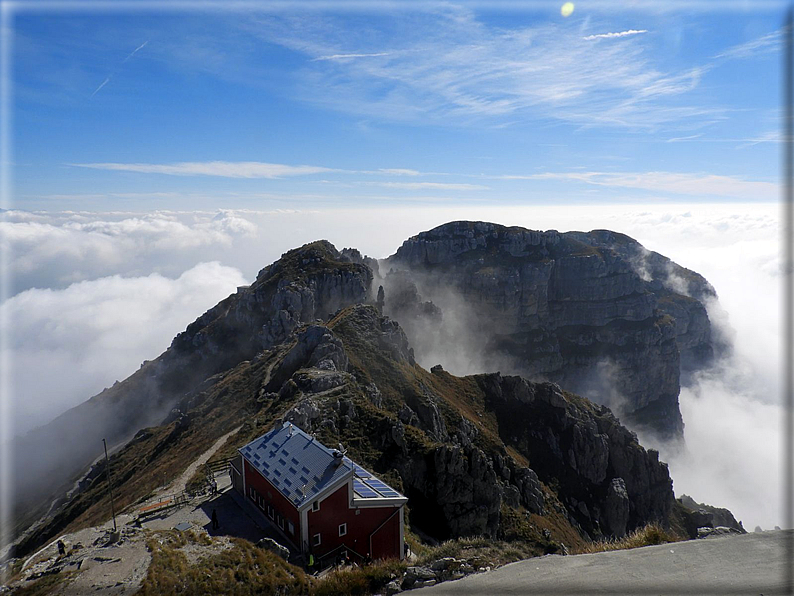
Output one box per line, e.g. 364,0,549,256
2,262,246,436
1,203,784,528
1,210,257,293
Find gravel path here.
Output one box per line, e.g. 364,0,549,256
6,425,251,595
155,426,241,498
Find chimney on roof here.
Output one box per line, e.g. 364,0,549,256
288,423,293,437
332,450,344,467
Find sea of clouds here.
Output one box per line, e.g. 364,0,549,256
0,203,784,530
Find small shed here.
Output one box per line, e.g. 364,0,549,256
231,422,407,563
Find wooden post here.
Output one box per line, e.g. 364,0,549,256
103,439,117,532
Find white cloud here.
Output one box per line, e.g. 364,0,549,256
312,52,391,61
71,161,336,178
376,168,422,176
583,29,648,41
500,171,777,200
374,181,488,191
714,28,782,60
0,210,258,293
2,262,247,436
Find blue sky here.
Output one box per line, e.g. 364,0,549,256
5,2,786,210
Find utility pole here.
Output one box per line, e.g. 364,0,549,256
103,439,117,532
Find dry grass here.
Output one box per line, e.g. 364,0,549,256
310,559,406,596
415,535,539,569
8,571,77,596
137,530,310,596
574,523,680,554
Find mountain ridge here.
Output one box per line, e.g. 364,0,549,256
8,222,732,561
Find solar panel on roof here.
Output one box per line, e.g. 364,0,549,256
353,480,379,498
363,479,401,498
353,465,372,479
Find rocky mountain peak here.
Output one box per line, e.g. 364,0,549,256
380,220,717,440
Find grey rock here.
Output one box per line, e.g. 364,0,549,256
257,537,290,560
430,557,458,571
384,221,719,439
403,566,437,588
697,526,743,539
678,495,745,533
602,478,630,538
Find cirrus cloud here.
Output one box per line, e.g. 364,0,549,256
70,161,337,179
583,29,649,41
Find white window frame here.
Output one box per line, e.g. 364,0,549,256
339,523,347,537
268,505,274,520
313,533,321,546
288,521,295,535
278,516,285,530
312,500,320,512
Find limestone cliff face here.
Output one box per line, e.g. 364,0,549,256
566,229,717,371
383,221,716,439
273,305,673,541
475,373,672,536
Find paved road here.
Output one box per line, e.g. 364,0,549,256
416,530,793,595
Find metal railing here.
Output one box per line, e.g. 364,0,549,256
314,542,367,570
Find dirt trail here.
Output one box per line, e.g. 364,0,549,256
155,425,241,498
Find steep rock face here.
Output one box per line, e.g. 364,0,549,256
566,230,717,371
11,241,372,533
316,306,672,538
475,373,672,537
257,305,673,542
384,221,716,439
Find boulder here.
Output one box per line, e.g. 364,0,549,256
257,537,289,560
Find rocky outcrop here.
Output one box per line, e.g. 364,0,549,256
678,494,746,535
475,373,673,538
383,221,719,439
267,305,674,542
11,241,372,535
